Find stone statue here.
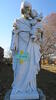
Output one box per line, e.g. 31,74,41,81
30,9,43,44
10,1,43,99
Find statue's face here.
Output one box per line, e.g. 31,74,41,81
24,7,31,19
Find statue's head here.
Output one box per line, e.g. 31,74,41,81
20,1,32,19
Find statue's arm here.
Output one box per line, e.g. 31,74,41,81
10,19,20,52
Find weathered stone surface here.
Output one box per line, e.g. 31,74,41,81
4,89,46,100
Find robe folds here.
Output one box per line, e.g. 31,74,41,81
10,17,41,93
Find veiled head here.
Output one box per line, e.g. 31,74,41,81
20,1,32,18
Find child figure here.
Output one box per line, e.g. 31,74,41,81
30,9,43,45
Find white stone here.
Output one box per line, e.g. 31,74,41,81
10,1,43,100
10,91,39,100
4,89,46,100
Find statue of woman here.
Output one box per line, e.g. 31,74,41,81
10,1,41,99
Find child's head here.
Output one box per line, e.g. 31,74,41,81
30,9,38,19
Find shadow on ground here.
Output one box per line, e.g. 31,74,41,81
0,62,56,100
37,68,56,100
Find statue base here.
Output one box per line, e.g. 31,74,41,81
10,90,39,100
4,89,46,100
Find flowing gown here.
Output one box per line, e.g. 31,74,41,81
10,17,41,98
